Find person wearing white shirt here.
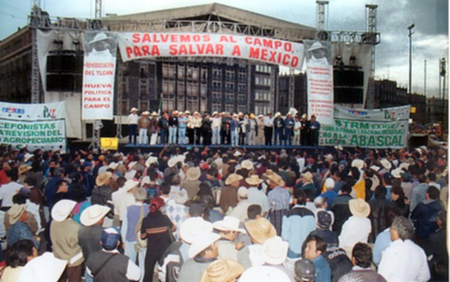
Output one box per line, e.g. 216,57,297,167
118,180,138,222
111,178,126,216
293,116,301,145
127,108,139,145
263,113,274,146
378,216,430,282
0,171,23,210
211,112,222,145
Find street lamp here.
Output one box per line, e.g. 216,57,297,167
408,23,415,104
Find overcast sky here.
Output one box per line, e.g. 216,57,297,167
0,0,448,97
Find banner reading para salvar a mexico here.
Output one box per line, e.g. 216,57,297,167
116,33,305,70
82,31,117,120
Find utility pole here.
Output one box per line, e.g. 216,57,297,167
408,23,415,104
424,59,426,96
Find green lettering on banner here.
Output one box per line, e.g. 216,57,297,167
320,118,407,148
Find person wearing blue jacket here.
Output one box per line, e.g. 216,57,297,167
411,186,442,240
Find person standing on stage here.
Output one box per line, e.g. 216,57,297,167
293,115,301,146
300,114,310,146
247,113,258,146
264,113,274,146
238,113,247,145
284,113,295,146
221,112,231,145
127,107,139,145
193,112,202,145
309,115,321,146
274,112,284,146
257,114,265,145
138,111,150,145
230,113,240,147
168,110,179,145
202,113,212,146
178,112,188,145
158,112,169,145
211,111,221,145
149,112,159,145
186,111,195,145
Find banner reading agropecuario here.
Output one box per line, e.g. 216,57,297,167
82,31,117,120
319,105,410,148
0,101,67,152
116,33,305,70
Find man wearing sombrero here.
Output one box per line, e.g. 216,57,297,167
307,41,330,66
87,32,115,58
127,107,139,145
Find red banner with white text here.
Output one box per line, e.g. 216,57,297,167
116,32,305,70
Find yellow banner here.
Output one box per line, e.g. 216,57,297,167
100,137,118,150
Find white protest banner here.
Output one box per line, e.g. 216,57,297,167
319,105,410,148
0,101,67,152
82,31,117,120
116,33,305,70
304,40,334,124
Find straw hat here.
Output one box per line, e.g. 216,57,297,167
275,112,281,117
265,173,285,186
51,200,77,222
246,175,263,186
234,151,242,157
225,173,243,185
186,167,201,181
96,172,112,187
130,107,138,112
175,189,189,204
142,111,150,115
18,164,32,175
212,111,218,116
179,217,213,244
124,179,139,192
262,236,289,265
80,205,111,227
19,252,67,282
325,178,335,190
145,156,158,167
239,266,291,282
351,159,365,170
349,199,370,218
241,160,254,171
128,161,138,170
380,158,392,170
213,216,246,234
185,111,190,114
244,218,276,245
301,172,313,183
189,233,221,259
200,259,244,282
7,204,26,225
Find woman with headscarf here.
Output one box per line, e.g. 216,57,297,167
141,197,175,282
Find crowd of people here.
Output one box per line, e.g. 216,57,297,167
0,143,447,281
127,108,321,147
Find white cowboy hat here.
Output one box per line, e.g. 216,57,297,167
7,204,26,225
142,111,150,115
238,187,248,198
24,153,34,162
80,204,111,227
130,107,138,112
349,199,371,218
275,112,281,117
241,160,254,171
308,41,326,52
200,260,244,282
351,159,365,170
186,167,201,181
370,165,380,172
168,157,179,168
262,236,289,265
151,111,158,116
246,175,264,186
233,151,242,157
128,161,138,170
212,216,246,234
212,111,218,116
19,252,67,282
189,233,221,259
140,176,151,187
108,162,119,170
380,158,392,170
124,179,140,192
51,200,77,222
175,189,189,204
399,162,410,171
145,156,158,167
179,217,213,244
391,167,402,179
325,178,335,190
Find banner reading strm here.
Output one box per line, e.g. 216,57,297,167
319,105,410,148
116,33,305,70
82,31,117,120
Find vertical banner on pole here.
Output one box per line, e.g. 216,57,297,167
82,31,117,120
305,40,334,125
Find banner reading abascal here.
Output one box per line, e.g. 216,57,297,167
0,101,67,152
82,31,117,120
116,33,305,70
319,105,410,148
304,40,334,124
